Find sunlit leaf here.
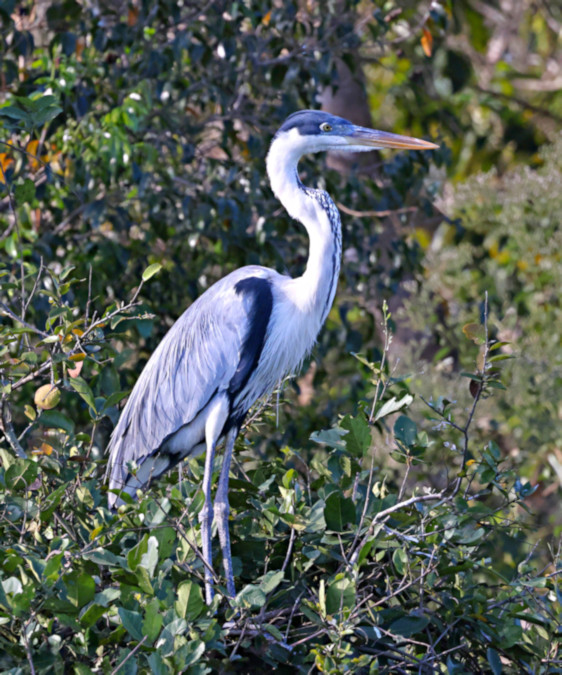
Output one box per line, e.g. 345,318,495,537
142,263,162,282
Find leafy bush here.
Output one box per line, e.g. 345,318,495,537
401,135,562,538
1,303,560,673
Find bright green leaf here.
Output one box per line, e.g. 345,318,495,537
340,414,371,456
142,263,162,281
175,580,205,621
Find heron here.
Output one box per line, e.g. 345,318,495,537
106,110,438,603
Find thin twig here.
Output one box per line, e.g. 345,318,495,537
284,590,305,643
86,264,93,324
337,203,418,219
229,620,248,661
22,620,37,675
110,635,147,675
450,291,489,499
0,301,49,338
23,257,43,315
281,527,296,573
349,489,446,566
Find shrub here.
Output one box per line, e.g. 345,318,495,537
1,302,559,673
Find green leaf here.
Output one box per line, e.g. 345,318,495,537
142,263,162,281
64,572,95,608
489,341,511,351
175,580,205,620
487,648,503,675
340,414,371,456
263,623,284,641
394,415,417,447
155,617,187,656
318,579,326,618
118,607,144,641
0,104,31,122
2,576,23,596
488,354,515,362
324,492,356,532
0,447,15,471
392,548,408,575
150,526,176,558
487,380,507,390
147,652,167,675
74,664,95,675
80,604,107,628
259,570,284,594
94,588,121,607
390,614,429,637
69,376,97,413
143,598,163,643
59,264,76,281
40,484,66,522
304,499,327,533
234,583,266,609
139,536,159,578
5,459,38,492
374,394,414,422
33,104,62,126
310,428,347,451
128,534,149,572
82,548,122,567
357,539,375,567
43,553,64,584
182,640,206,668
326,575,355,617
102,390,130,411
460,372,483,382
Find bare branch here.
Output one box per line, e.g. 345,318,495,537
0,301,49,338
338,203,418,219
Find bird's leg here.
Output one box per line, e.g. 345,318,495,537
215,427,237,599
199,437,216,605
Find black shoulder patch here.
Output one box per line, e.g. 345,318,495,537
228,277,273,397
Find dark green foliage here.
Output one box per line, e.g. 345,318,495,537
403,137,562,538
0,317,559,672
1,0,561,672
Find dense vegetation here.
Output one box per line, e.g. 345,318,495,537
0,1,560,672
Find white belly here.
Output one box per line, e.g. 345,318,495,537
233,277,326,414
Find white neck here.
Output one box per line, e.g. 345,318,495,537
266,129,342,326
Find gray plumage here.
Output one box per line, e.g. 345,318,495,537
106,266,279,500
105,110,438,603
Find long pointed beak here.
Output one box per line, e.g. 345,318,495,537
347,126,439,150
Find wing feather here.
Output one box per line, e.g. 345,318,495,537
106,266,276,501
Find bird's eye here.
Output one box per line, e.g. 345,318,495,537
320,122,332,132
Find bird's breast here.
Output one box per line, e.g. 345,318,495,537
232,279,325,415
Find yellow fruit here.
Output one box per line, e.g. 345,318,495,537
34,384,61,410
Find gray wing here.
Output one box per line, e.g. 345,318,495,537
106,265,276,502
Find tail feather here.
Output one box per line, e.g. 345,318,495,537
107,441,206,509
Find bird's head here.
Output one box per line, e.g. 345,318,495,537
271,109,438,157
